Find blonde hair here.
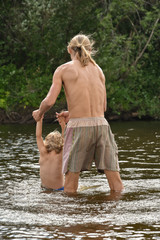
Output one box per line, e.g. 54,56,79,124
68,34,96,67
44,130,63,154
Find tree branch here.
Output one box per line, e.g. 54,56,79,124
131,16,159,67
118,16,159,81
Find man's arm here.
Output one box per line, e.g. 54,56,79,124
98,65,107,112
32,66,63,122
104,87,107,112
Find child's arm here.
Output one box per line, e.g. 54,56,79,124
36,117,46,155
58,116,66,138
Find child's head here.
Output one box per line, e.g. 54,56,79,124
44,130,63,154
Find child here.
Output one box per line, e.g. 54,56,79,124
36,115,65,190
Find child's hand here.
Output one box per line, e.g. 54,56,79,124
58,116,66,128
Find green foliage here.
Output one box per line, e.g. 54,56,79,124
106,69,160,119
95,0,160,118
0,64,52,110
0,0,160,119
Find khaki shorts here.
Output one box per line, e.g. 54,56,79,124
62,117,120,174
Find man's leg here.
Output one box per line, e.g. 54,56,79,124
104,170,124,191
64,171,80,193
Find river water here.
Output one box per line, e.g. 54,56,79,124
0,121,160,239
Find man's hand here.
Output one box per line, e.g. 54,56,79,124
32,109,42,122
56,111,69,123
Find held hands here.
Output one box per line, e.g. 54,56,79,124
56,111,69,124
32,109,43,122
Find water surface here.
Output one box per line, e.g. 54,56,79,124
0,121,160,239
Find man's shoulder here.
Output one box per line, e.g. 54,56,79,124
53,61,74,78
57,61,78,81
95,63,103,73
57,61,74,71
95,64,105,81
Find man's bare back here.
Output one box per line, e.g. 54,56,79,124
60,60,106,119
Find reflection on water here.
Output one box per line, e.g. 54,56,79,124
0,121,160,239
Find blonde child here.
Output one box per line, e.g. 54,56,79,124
36,116,65,190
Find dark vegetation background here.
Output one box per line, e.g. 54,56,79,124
0,0,160,123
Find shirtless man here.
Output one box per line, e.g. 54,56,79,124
32,34,124,193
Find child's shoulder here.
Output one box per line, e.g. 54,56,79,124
42,149,62,158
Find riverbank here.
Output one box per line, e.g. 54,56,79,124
0,107,156,124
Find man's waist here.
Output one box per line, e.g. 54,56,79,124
67,117,108,128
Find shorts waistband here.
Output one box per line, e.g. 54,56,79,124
67,117,108,128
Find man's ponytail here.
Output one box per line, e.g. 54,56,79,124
68,34,96,67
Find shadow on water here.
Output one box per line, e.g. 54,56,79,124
0,121,160,239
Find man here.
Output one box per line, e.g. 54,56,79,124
32,34,124,193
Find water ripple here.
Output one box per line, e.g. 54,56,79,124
0,121,160,239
